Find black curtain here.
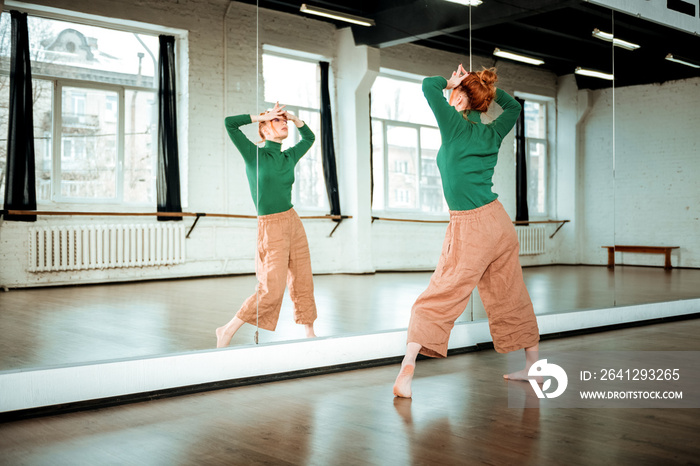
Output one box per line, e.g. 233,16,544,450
515,97,529,224
319,61,341,218
369,92,374,209
3,11,37,222
156,35,182,221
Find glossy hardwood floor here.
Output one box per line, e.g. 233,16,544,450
1,319,698,465
1,265,700,370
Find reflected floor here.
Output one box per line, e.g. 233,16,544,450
1,265,699,371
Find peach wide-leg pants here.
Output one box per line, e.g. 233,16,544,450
235,208,317,331
407,200,540,357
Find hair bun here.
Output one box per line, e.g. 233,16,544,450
478,68,498,86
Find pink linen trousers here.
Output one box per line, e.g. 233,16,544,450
235,208,317,330
407,200,540,357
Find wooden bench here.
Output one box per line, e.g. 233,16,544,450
602,245,680,270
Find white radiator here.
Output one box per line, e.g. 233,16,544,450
517,225,546,255
28,224,186,272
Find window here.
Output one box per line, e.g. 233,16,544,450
262,51,328,212
523,100,549,216
371,73,447,214
0,10,159,206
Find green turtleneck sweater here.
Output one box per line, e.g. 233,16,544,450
224,114,315,216
422,76,522,211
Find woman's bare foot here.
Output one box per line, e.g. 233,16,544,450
215,316,245,348
503,368,543,383
504,344,541,381
393,365,415,398
304,324,316,338
216,326,234,348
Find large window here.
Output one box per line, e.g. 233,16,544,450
371,73,447,214
522,99,549,217
262,51,328,212
0,11,159,206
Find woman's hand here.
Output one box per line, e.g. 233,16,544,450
253,101,286,122
283,110,304,128
445,64,469,89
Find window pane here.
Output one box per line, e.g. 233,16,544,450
0,12,9,63
527,140,547,215
524,101,546,139
419,127,445,213
34,80,54,202
263,54,319,109
290,109,328,210
27,16,158,88
387,125,418,209
371,120,385,211
0,76,53,204
61,86,118,200
124,89,157,204
371,76,436,126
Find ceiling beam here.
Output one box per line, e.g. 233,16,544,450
351,0,579,48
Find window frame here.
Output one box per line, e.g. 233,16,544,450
515,92,555,220
1,1,187,210
261,46,331,214
370,71,447,217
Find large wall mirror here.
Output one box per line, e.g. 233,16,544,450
1,0,698,413
610,3,700,308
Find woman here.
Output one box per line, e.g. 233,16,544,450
393,65,541,397
216,102,317,347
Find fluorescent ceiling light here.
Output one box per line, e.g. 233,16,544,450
665,53,700,69
444,0,483,5
575,67,614,80
300,4,375,27
493,48,544,66
592,28,640,51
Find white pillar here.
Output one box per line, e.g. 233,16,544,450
335,28,379,272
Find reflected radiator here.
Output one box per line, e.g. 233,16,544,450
516,225,546,255
28,224,186,272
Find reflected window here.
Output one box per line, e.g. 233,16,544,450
523,100,549,216
371,73,447,214
262,52,328,212
0,11,159,205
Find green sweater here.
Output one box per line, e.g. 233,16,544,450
224,114,315,215
422,76,522,211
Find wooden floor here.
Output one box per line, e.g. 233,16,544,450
1,265,700,371
1,319,699,465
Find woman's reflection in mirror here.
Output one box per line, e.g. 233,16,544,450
216,102,318,347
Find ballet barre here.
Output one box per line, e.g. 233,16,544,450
1,210,352,238
372,217,570,239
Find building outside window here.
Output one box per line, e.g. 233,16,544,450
261,50,328,212
371,73,446,215
0,10,159,206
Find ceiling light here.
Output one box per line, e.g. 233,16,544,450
493,48,544,66
300,4,375,27
444,0,483,5
665,53,700,69
575,67,614,80
592,29,640,51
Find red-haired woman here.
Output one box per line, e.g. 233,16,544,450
216,102,317,347
393,65,540,398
